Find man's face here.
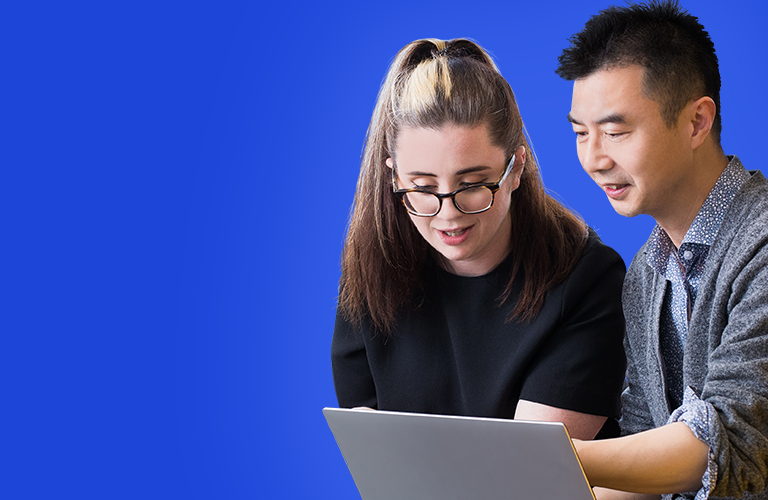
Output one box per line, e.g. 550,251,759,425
568,65,694,222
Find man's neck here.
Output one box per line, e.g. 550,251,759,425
656,147,729,249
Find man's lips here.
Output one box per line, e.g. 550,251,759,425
602,183,630,198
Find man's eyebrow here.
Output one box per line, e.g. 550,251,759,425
567,112,627,125
567,113,582,125
595,113,627,125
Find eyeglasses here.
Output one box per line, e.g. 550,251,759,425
392,154,516,217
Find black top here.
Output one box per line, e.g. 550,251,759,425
332,230,627,422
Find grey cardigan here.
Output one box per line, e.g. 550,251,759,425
622,168,768,500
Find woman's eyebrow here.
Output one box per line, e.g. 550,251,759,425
402,165,492,177
402,170,437,177
455,165,492,176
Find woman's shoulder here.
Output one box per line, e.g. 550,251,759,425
561,228,626,297
575,228,626,273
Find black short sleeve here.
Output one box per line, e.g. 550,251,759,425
518,236,627,417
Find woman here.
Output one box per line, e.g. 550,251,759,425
332,38,626,440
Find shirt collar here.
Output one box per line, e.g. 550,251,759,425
682,155,750,246
646,155,750,274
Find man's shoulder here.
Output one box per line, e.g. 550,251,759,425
727,169,768,214
622,169,768,298
715,169,768,249
621,238,657,316
623,236,654,283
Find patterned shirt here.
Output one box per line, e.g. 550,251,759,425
644,156,751,499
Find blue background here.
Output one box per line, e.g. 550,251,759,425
3,1,764,498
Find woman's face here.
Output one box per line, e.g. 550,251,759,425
388,123,524,277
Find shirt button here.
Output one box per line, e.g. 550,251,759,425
683,250,694,261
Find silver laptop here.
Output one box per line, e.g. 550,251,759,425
323,407,595,500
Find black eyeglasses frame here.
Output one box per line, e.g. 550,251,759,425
391,153,517,217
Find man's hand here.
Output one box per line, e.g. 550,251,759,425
592,487,661,500
573,422,707,494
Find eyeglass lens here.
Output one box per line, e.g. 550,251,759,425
402,186,494,216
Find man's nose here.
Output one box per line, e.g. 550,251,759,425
580,135,611,174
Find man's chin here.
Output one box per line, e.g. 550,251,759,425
607,198,639,218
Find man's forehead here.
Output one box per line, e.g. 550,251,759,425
569,65,654,123
574,66,645,98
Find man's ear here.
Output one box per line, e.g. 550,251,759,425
689,96,716,150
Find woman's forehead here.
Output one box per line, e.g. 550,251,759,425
393,124,505,175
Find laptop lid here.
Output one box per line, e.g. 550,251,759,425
323,407,595,500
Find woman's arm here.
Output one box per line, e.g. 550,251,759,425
514,399,607,441
516,235,626,439
331,309,378,409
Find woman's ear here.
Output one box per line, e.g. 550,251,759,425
507,146,527,192
386,158,394,169
515,145,526,171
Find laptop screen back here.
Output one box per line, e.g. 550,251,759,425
324,407,595,500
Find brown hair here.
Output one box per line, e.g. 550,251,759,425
340,38,586,334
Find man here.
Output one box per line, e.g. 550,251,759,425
557,1,768,499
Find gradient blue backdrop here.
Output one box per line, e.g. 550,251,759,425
3,1,765,498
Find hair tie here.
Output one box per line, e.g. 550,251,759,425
431,46,448,58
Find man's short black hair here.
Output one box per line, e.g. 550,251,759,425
556,0,721,144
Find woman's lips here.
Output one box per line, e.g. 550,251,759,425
437,226,472,245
